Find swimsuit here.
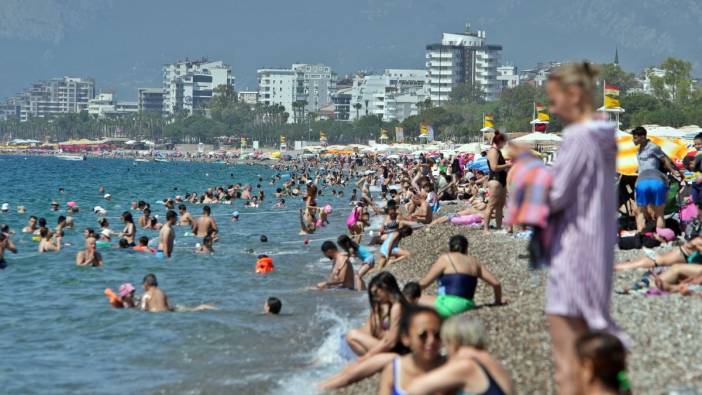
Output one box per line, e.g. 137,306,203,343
487,149,507,187
380,234,400,258
357,245,375,267
391,357,408,395
435,255,477,318
458,359,507,395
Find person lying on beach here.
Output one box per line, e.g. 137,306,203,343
38,227,61,253
377,305,445,395
378,225,413,268
615,236,702,272
405,316,513,395
76,237,103,267
319,272,409,390
0,232,17,269
417,235,504,318
652,264,702,294
317,241,359,290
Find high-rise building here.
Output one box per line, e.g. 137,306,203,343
348,69,427,122
257,64,336,123
162,59,235,115
88,92,139,118
425,26,502,104
237,90,259,105
11,76,95,121
138,88,164,114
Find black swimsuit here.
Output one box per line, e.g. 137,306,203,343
487,149,507,187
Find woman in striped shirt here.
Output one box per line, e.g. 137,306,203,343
544,62,628,395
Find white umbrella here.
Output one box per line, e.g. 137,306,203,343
514,132,563,143
125,140,137,145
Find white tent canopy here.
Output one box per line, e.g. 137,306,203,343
633,124,686,138
513,132,563,143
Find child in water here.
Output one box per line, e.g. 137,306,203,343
196,235,214,254
264,297,282,315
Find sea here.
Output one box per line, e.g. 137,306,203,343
0,155,369,395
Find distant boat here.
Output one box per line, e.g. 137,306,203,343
154,158,169,163
134,158,150,163
57,155,85,161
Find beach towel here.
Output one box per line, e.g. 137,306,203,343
506,153,553,228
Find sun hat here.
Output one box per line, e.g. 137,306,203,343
118,283,135,298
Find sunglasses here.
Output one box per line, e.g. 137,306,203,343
417,329,440,342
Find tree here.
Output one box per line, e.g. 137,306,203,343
650,57,693,104
353,103,362,120
449,81,485,104
497,84,545,132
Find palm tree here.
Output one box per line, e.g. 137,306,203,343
353,103,362,120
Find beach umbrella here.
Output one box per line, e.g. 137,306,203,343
616,134,688,175
513,132,563,143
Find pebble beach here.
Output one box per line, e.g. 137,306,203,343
334,212,702,394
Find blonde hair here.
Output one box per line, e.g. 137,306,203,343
548,61,600,107
440,315,487,349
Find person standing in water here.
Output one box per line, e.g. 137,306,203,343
0,232,17,269
192,205,218,240
178,204,193,226
317,241,357,290
543,62,628,395
76,237,103,267
141,273,172,312
159,210,177,258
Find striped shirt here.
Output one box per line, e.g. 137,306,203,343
545,119,628,344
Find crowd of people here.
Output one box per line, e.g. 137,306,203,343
0,61,660,394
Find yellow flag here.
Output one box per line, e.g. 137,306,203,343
280,135,286,144
320,131,327,142
240,137,246,146
536,103,550,122
380,128,389,140
604,84,620,109
483,114,494,129
419,123,429,136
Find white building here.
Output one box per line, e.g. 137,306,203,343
349,69,428,122
496,65,520,90
641,67,667,95
162,59,235,115
257,64,336,123
425,26,502,104
14,76,95,121
519,62,562,87
88,93,139,118
237,90,259,105
138,88,164,114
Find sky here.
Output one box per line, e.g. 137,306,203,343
1,0,701,101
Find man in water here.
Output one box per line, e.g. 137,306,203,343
76,237,103,267
0,232,17,269
38,228,61,252
22,216,38,233
159,210,177,258
141,273,172,312
178,204,193,226
139,208,151,228
317,241,357,290
192,205,218,240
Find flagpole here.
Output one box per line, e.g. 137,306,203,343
532,102,536,133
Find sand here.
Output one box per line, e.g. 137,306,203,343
333,218,702,394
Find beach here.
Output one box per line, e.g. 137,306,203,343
336,212,702,394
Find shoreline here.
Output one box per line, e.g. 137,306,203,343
335,216,702,394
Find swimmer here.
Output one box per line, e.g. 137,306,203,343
274,198,286,208
260,235,268,243
0,232,18,269
76,237,104,267
38,228,61,252
103,193,111,201
231,211,240,222
196,235,214,254
133,236,155,253
120,212,136,246
178,204,193,226
299,208,316,235
1,203,9,213
141,273,172,312
98,218,114,241
192,206,218,240
22,216,38,233
139,208,151,228
158,210,177,258
264,297,282,315
115,283,138,308
317,241,359,290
